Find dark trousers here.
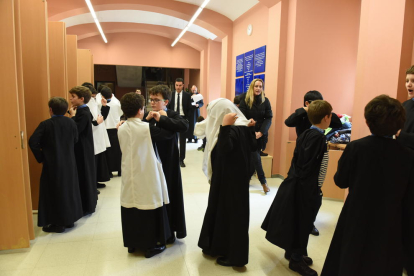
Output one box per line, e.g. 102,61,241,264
313,192,323,226
202,138,206,148
251,149,266,184
178,133,186,162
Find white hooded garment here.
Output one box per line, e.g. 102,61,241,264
87,97,111,155
194,98,250,181
118,118,170,210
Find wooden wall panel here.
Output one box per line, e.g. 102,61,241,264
77,49,92,85
66,35,78,93
0,0,32,250
20,0,50,210
48,21,67,98
91,55,94,85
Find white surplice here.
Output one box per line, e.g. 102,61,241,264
87,97,111,155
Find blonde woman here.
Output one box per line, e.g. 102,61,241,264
239,79,273,194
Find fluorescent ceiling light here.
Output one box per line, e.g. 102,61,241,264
171,0,210,47
85,0,108,43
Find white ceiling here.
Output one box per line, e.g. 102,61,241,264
174,0,259,21
62,10,217,40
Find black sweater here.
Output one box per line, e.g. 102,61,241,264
239,95,273,135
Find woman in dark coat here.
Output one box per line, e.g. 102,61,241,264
186,85,204,143
239,79,273,194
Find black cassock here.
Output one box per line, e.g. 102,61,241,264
262,129,326,255
29,116,83,227
186,98,204,140
198,125,256,266
144,109,189,239
321,136,414,276
72,106,97,215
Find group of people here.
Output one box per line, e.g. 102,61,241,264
29,67,414,275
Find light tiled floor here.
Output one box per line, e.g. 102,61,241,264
0,142,361,275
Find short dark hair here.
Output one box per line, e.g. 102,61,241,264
82,82,97,95
120,92,144,118
100,85,113,99
365,94,405,136
69,86,92,104
149,85,172,101
175,78,184,84
406,65,414,75
234,95,241,105
308,100,332,125
48,97,68,115
304,90,323,107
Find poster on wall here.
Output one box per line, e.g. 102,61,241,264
244,50,254,92
236,54,244,77
254,74,265,91
254,46,266,74
235,78,244,96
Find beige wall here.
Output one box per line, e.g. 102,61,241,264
77,49,93,86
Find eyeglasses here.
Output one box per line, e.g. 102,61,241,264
149,98,164,103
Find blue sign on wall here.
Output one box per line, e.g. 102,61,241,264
235,78,244,96
244,50,254,92
254,74,265,91
236,54,244,77
254,46,266,74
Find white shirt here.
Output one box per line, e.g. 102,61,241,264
87,98,110,155
174,91,185,116
118,118,170,210
105,96,123,129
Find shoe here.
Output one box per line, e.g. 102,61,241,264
128,247,135,253
289,259,318,276
144,245,166,258
260,151,268,156
42,224,65,233
109,173,114,178
180,161,186,167
97,190,100,195
166,235,176,244
65,223,75,229
262,183,270,194
310,226,320,236
197,147,204,151
97,183,106,188
118,171,121,177
284,252,313,266
216,256,244,267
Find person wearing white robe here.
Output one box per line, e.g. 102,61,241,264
118,92,171,258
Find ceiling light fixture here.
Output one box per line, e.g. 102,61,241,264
171,0,210,47
85,0,108,43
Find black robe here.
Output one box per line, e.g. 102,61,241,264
121,122,176,250
72,106,97,215
143,109,189,238
29,116,83,227
198,125,256,266
398,99,414,150
186,98,204,140
321,136,414,276
261,129,326,255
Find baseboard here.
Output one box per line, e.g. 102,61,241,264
271,174,285,180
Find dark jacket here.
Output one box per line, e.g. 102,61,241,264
167,91,192,119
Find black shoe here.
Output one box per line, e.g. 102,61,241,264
166,235,176,244
42,224,65,233
260,151,268,156
109,173,114,178
128,247,135,253
97,190,100,195
65,223,75,229
289,259,318,276
145,245,166,258
180,161,186,167
197,147,204,152
216,256,244,267
310,226,320,236
284,252,313,266
118,171,121,177
97,183,106,188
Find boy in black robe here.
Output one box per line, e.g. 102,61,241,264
69,86,97,216
322,95,414,276
29,97,83,233
262,100,333,276
143,85,189,242
284,90,341,236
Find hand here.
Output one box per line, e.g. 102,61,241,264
255,132,263,139
69,106,77,117
146,111,154,121
396,129,401,137
158,110,167,117
101,98,107,106
247,119,256,127
152,112,161,122
303,106,308,112
222,113,238,126
97,115,104,124
116,120,125,130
